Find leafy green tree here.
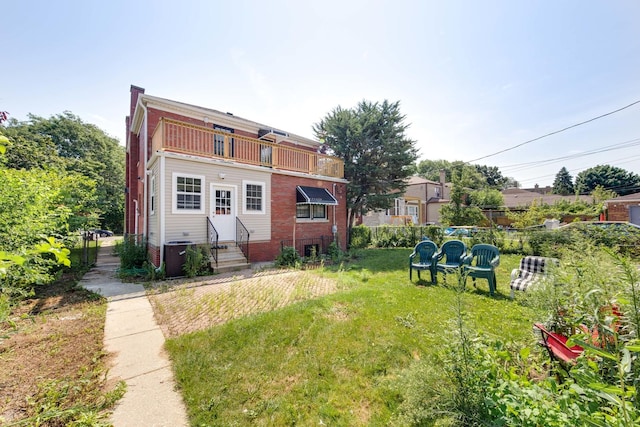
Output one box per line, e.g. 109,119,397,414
2,112,125,232
474,165,508,189
590,184,618,204
0,131,71,304
575,165,640,196
504,176,520,188
0,168,96,251
468,188,504,209
313,100,418,237
552,167,574,195
416,159,452,182
440,165,485,226
0,119,63,170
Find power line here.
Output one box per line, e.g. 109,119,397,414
466,99,640,163
499,137,640,173
517,155,640,186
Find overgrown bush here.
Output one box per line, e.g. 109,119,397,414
349,225,371,249
370,225,444,248
183,245,211,278
469,227,505,249
274,246,302,268
527,229,574,257
115,236,147,270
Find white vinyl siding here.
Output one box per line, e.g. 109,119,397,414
163,158,271,244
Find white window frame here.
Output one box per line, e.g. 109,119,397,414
242,180,265,214
172,172,205,214
149,175,156,216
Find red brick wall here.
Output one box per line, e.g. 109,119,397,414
269,174,348,259
125,86,145,236
607,202,631,221
149,244,161,266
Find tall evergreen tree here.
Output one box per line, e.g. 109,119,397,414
575,165,640,196
313,100,418,238
552,167,574,195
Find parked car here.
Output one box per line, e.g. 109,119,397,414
93,229,114,237
444,226,477,237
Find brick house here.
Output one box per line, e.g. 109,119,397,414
125,86,347,272
604,192,640,225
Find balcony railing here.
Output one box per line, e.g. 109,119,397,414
151,118,344,179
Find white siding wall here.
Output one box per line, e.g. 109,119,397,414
147,161,161,246
162,157,271,244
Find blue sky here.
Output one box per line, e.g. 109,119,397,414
2,0,639,188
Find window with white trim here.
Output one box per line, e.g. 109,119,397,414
172,173,205,214
243,180,265,214
149,175,156,215
296,204,327,220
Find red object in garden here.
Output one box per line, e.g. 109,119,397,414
534,323,584,364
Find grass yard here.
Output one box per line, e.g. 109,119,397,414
164,249,542,426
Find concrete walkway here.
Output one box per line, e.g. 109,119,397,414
79,238,188,427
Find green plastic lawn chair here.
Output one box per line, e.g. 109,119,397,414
462,244,500,295
409,240,438,283
434,239,467,283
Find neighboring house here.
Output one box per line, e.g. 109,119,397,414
125,86,348,271
501,188,592,209
489,188,595,226
604,192,640,225
361,174,450,226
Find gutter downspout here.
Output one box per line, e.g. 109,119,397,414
332,183,338,242
133,199,139,235
159,152,166,268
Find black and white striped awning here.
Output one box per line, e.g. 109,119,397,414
296,186,338,205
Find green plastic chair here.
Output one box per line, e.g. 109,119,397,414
409,240,438,282
434,239,467,283
462,244,500,295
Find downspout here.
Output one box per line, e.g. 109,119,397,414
133,199,139,235
159,153,166,267
332,183,338,242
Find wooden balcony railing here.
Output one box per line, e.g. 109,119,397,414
151,118,344,179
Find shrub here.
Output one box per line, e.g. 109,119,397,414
527,229,573,257
183,245,211,278
370,225,444,248
274,246,302,268
349,225,371,249
115,236,147,269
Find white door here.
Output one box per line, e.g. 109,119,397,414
210,184,235,241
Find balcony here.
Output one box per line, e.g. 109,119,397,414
151,118,344,179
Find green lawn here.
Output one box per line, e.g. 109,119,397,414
165,249,542,426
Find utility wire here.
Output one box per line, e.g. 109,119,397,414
466,99,640,163
499,137,640,171
517,155,640,186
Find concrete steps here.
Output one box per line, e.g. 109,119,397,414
211,242,250,273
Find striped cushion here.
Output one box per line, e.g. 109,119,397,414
510,256,556,292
